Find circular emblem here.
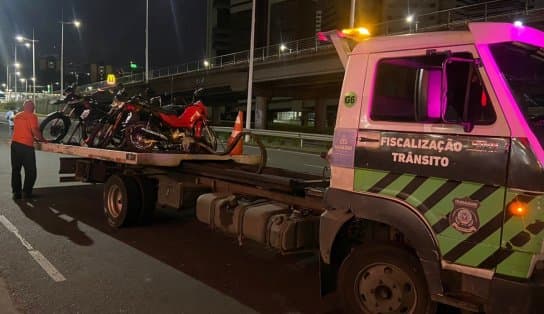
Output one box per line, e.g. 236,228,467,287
344,92,357,108
449,198,480,234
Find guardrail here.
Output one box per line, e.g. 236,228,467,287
213,126,332,150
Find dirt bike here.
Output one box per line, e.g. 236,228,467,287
85,93,135,149
124,89,218,153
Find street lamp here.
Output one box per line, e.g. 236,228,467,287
16,33,38,102
60,19,81,92
20,78,27,93
406,15,417,32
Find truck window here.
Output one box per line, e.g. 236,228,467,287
490,42,544,146
443,61,496,125
370,53,496,125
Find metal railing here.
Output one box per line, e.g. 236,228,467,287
78,0,544,93
373,0,543,35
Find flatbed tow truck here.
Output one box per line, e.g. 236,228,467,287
38,22,544,313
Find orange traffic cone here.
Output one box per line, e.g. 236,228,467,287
227,111,244,155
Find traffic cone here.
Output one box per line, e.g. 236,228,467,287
227,111,244,155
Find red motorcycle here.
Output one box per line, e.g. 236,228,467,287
124,89,218,153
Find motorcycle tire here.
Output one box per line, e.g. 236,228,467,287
40,113,71,143
86,122,111,148
195,121,218,153
125,122,156,153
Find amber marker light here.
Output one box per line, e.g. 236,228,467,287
341,27,371,38
509,200,529,217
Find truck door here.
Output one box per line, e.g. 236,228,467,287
354,46,511,270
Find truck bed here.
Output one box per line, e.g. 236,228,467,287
36,143,263,167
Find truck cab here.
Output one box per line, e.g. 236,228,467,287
322,23,544,313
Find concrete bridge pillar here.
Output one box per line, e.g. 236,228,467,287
255,96,269,129
315,99,328,132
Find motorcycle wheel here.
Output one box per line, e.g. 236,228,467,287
86,122,112,148
80,120,102,146
125,122,156,152
111,128,126,149
197,121,218,153
40,113,71,143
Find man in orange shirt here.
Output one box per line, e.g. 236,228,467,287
11,100,46,200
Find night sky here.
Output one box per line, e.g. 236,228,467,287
0,0,206,81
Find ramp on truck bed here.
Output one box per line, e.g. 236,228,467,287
36,142,264,167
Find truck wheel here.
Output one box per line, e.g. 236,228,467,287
103,175,142,228
135,177,158,225
338,244,435,314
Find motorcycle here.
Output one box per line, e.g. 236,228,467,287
124,88,218,153
85,87,134,149
40,86,111,144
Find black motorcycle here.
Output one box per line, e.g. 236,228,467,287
40,86,112,144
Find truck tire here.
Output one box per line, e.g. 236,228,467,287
135,177,158,225
338,244,435,314
103,175,142,228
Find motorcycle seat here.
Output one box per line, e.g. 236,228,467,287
158,105,185,116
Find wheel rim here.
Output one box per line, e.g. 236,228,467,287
203,125,217,151
129,126,155,151
43,118,67,141
106,184,123,219
356,263,417,314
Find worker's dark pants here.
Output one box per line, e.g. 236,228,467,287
11,141,37,195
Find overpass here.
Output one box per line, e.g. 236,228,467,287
80,0,544,133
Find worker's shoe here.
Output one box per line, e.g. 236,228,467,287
12,193,22,200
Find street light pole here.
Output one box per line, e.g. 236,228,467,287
32,30,36,101
61,21,64,92
246,0,256,132
60,18,81,93
14,45,17,94
145,0,149,82
17,34,37,101
6,62,9,96
350,0,356,28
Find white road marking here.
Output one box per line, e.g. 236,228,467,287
0,215,66,282
57,214,75,223
48,207,59,214
28,251,66,282
0,216,34,250
26,202,34,208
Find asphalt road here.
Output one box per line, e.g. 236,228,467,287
0,124,340,313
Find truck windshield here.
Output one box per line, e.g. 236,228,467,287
490,42,544,145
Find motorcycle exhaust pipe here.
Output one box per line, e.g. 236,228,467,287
140,128,169,141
